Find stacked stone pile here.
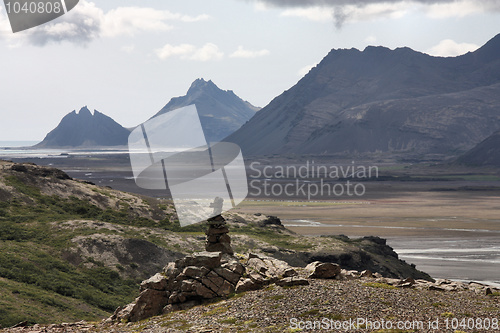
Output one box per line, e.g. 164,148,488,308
109,252,303,322
109,253,500,323
205,215,233,255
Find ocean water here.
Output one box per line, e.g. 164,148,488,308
0,141,39,148
0,143,67,159
388,236,500,288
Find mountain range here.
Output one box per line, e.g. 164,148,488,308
152,78,259,143
35,79,258,148
226,33,500,157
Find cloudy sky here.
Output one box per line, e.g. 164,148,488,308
0,0,499,141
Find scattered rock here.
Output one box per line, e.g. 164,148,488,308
140,273,168,291
276,276,309,287
360,270,374,278
257,215,283,228
110,249,499,324
305,261,341,279
235,278,259,293
176,251,222,270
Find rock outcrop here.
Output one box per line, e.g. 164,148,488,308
110,252,299,322
109,251,500,323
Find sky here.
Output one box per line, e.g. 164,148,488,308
0,0,499,141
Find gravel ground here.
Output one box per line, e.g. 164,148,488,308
2,279,499,333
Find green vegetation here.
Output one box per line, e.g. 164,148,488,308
267,294,285,301
298,309,320,317
218,316,238,324
363,282,397,290
0,167,406,328
0,173,170,327
431,302,447,307
232,225,310,251
203,305,229,316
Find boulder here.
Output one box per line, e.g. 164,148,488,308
235,278,260,293
140,273,168,291
306,261,341,279
178,252,222,270
341,269,360,280
360,270,374,278
116,289,170,322
276,277,310,287
246,253,296,280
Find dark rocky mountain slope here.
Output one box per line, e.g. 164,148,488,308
227,34,500,157
35,106,130,148
152,78,259,142
456,129,500,167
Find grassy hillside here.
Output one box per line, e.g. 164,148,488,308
0,160,429,328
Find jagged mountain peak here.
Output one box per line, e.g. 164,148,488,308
35,106,130,148
152,79,258,142
78,106,92,116
186,78,238,99
188,78,216,91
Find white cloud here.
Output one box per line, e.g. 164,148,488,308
280,2,410,27
422,0,499,18
264,0,500,28
0,0,209,47
25,0,103,46
365,35,377,44
281,7,333,22
0,7,14,42
156,43,223,61
102,7,173,37
121,44,135,53
426,39,479,57
254,2,272,11
230,46,270,58
156,44,196,59
101,7,209,37
190,43,224,61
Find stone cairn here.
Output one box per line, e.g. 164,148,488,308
205,197,233,255
108,250,500,323
109,252,305,323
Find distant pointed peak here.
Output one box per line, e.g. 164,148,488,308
78,106,93,116
187,78,219,94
